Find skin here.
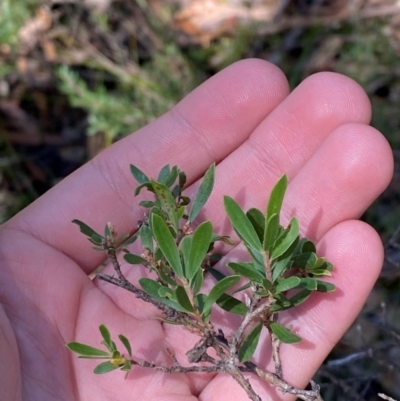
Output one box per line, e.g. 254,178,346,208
0,59,394,401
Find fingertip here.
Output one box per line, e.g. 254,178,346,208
294,71,372,124
319,219,384,291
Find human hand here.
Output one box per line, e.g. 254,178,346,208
0,59,393,401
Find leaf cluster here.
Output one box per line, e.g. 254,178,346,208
67,164,334,401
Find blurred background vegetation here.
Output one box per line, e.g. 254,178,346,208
1,0,400,399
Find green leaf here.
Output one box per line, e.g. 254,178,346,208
216,293,247,315
191,268,204,295
139,200,155,208
124,253,148,265
151,180,178,232
291,252,318,269
270,293,291,312
186,221,212,282
139,278,187,312
204,265,226,282
177,206,186,220
203,275,240,317
224,196,262,251
134,182,153,196
271,218,299,260
227,262,265,283
151,214,183,278
158,286,176,299
238,323,263,362
189,163,215,222
72,220,103,244
180,235,192,271
263,213,279,253
271,255,293,282
266,174,287,220
157,165,171,182
104,224,111,238
118,334,132,357
297,238,316,253
117,231,139,248
130,164,150,184
195,293,207,314
94,361,120,374
156,268,177,287
139,225,153,252
246,208,265,241
270,322,301,344
164,166,179,188
233,282,252,294
66,342,110,358
288,289,312,307
99,325,114,352
298,278,318,291
316,280,336,292
175,286,194,313
275,276,301,293
309,268,332,276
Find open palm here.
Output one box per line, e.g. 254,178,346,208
0,59,393,401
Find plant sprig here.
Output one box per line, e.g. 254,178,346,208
68,163,334,401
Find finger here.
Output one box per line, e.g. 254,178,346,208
198,220,383,400
9,59,289,273
284,123,393,239
186,72,375,232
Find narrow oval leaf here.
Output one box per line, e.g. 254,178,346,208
130,164,150,184
94,361,120,374
139,278,187,312
224,196,262,250
134,182,153,196
233,282,252,294
180,235,192,273
151,214,183,278
203,275,240,316
298,238,316,253
157,164,171,182
271,258,293,282
271,217,299,260
227,262,265,283
189,163,215,222
246,208,265,241
72,220,103,243
316,280,336,292
191,267,204,295
275,276,301,293
175,286,194,312
238,323,263,362
124,253,148,265
118,231,139,249
186,221,213,281
263,213,279,253
67,342,110,357
291,252,318,269
288,289,312,307
151,180,178,231
158,286,176,299
309,268,332,276
139,225,153,252
270,322,301,344
216,293,247,315
266,174,287,220
99,324,113,351
118,334,132,357
139,278,164,299
164,166,179,188
298,277,318,291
